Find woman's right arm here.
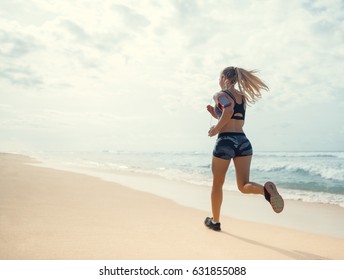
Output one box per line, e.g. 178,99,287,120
206,105,218,119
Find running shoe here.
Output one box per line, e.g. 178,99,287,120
264,181,284,213
204,217,221,231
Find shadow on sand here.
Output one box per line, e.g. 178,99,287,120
220,231,330,260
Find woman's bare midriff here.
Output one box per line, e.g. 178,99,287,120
219,120,245,133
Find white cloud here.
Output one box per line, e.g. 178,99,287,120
0,0,343,152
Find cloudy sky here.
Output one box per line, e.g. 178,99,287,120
1,0,343,153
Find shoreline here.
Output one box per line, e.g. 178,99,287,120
23,150,344,208
1,153,344,260
27,153,344,239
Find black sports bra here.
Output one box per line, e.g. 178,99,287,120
214,89,246,120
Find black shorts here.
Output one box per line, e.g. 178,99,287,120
213,132,253,160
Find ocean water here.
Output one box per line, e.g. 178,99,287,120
31,150,344,208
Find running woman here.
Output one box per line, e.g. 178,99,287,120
205,66,284,231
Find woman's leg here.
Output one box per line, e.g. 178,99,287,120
211,156,231,222
233,155,284,213
233,156,264,195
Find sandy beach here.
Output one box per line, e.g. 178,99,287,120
1,153,344,260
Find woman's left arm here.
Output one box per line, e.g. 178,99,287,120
208,105,233,137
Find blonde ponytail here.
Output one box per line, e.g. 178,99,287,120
222,67,269,104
